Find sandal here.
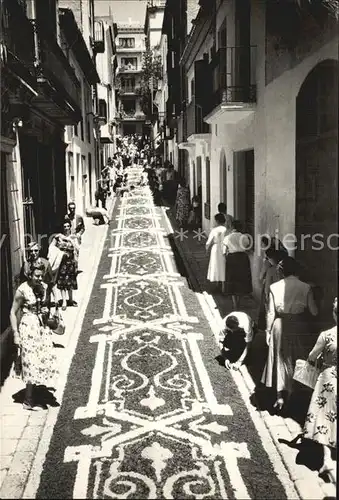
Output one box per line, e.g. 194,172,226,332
61,304,67,311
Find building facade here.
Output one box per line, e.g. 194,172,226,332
59,8,100,213
114,17,147,136
162,0,338,317
95,17,118,167
147,0,166,49
0,0,82,335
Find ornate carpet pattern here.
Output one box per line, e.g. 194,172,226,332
37,167,291,499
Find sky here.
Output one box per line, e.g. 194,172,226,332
94,0,148,25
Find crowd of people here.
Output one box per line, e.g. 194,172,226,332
9,134,336,477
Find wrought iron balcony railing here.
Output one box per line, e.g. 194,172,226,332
208,45,257,113
118,64,139,72
31,20,82,123
1,0,36,86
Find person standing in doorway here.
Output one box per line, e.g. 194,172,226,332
64,202,85,245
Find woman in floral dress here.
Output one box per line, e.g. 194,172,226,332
10,262,58,410
174,179,190,228
300,297,337,476
54,221,79,310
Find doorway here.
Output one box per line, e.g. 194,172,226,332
234,149,255,237
296,60,338,316
196,156,202,196
0,153,13,333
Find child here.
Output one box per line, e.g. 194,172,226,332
205,213,227,292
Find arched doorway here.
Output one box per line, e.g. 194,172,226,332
219,150,227,207
295,60,338,317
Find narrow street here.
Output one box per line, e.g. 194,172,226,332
15,167,296,499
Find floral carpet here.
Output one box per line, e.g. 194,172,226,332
36,167,295,499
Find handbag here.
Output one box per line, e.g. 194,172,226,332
293,359,320,389
47,307,65,335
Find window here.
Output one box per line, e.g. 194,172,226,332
121,76,136,92
36,0,57,34
190,78,195,101
80,118,84,141
88,153,92,200
119,38,135,48
68,152,75,202
121,99,136,113
234,149,254,237
121,58,138,70
1,155,13,333
218,18,227,49
73,124,78,136
204,157,211,219
98,99,107,120
87,119,91,143
171,51,175,69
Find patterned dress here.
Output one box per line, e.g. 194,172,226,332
17,282,58,386
56,237,78,291
175,186,190,227
303,327,337,448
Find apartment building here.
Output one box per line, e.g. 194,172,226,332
59,7,100,213
111,1,148,136
95,17,119,167
167,0,338,316
0,0,82,334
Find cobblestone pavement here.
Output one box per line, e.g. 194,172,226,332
0,185,336,499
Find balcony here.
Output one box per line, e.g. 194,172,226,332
186,97,210,139
1,0,36,88
166,99,177,129
205,46,257,124
119,86,139,95
117,64,139,74
93,20,105,54
30,21,82,125
117,110,146,121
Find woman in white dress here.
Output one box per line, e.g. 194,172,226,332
206,213,227,291
261,256,318,411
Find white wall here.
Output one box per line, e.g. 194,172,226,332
149,9,164,48
207,0,338,298
64,53,96,214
